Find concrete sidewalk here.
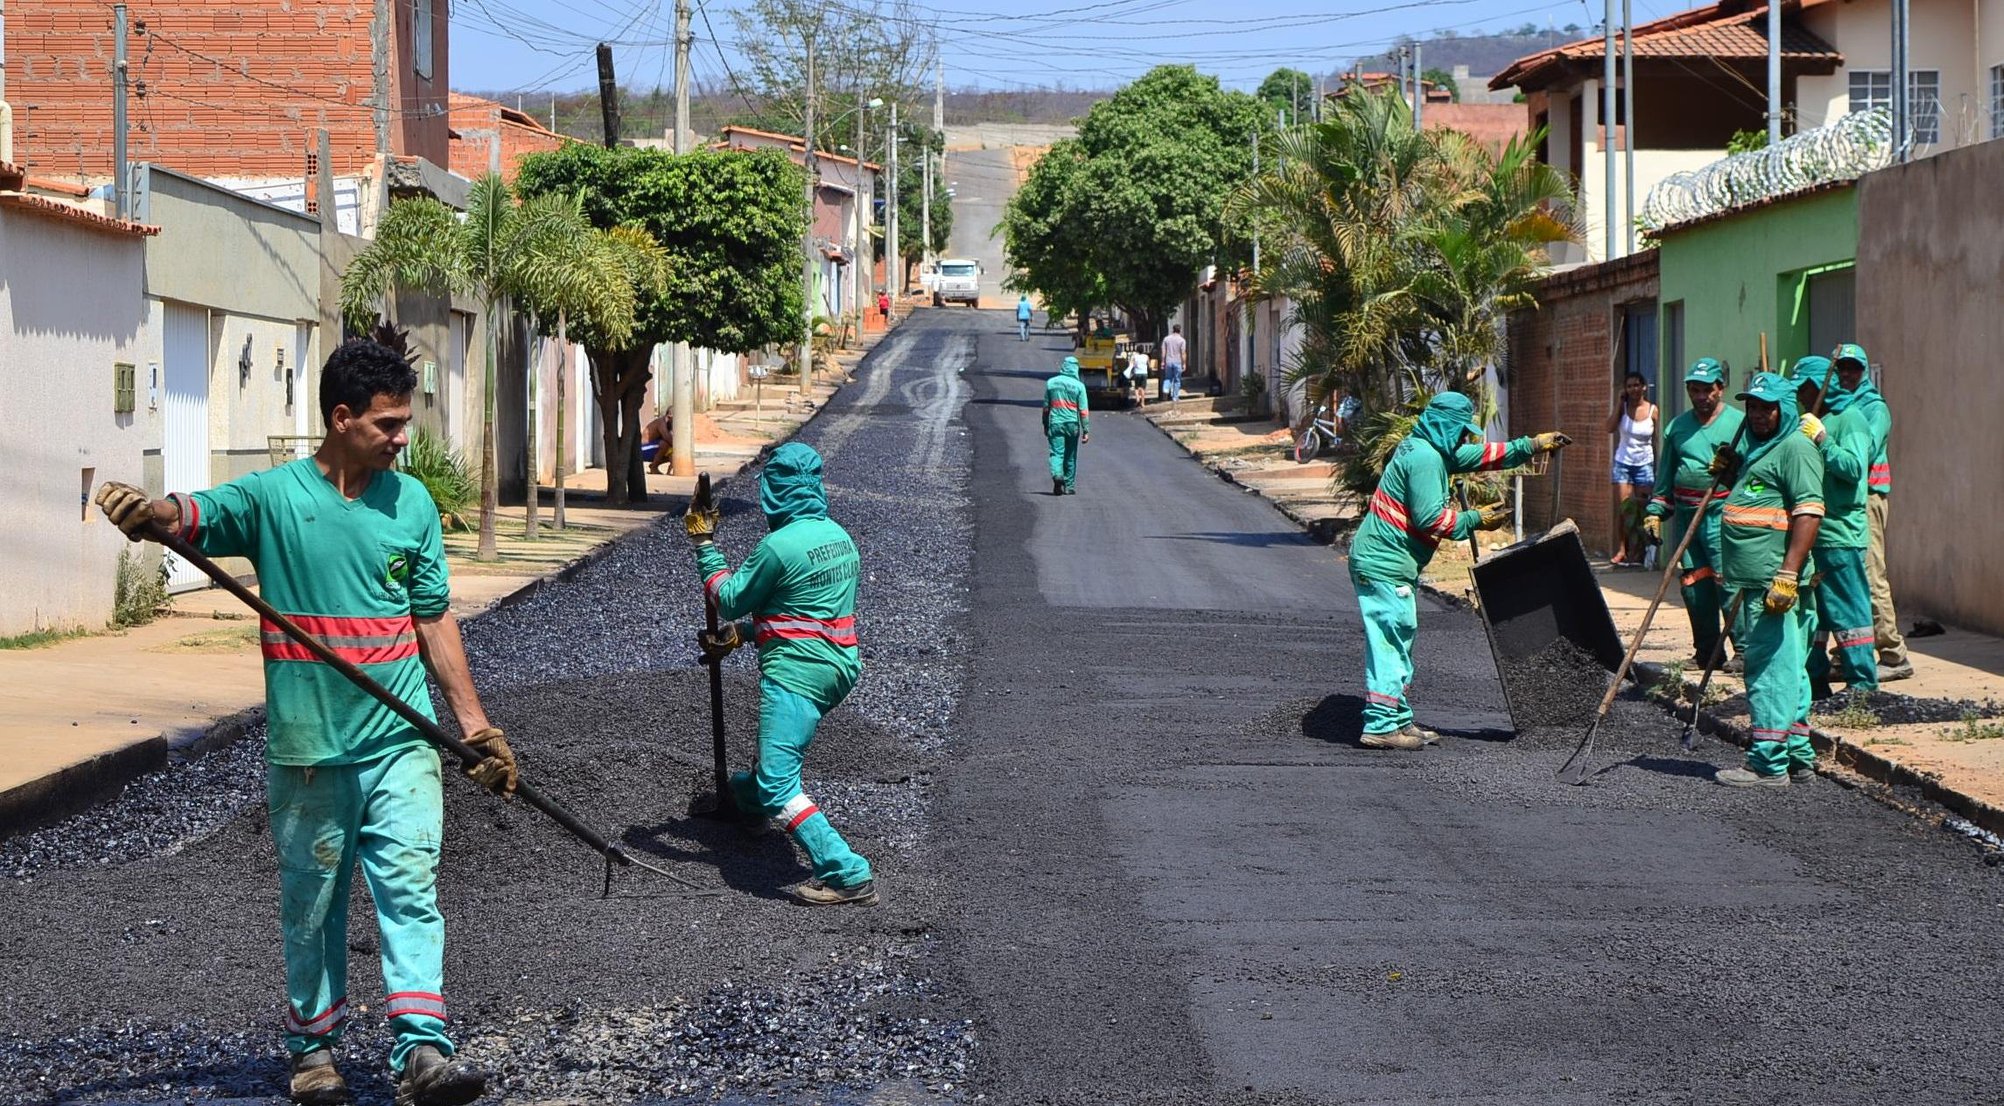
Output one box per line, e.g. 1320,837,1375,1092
1141,399,2004,828
0,335,884,838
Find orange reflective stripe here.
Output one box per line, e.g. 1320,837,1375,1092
1722,504,1790,531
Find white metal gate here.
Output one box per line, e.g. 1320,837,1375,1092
162,303,211,590
447,311,470,452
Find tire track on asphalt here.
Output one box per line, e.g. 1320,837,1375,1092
810,324,912,464
902,334,971,474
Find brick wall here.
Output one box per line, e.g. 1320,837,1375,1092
7,0,448,185
1507,251,1659,556
448,95,570,183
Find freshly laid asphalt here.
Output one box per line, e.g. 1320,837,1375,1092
2,309,2002,1105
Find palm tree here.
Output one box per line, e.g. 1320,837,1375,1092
340,174,623,560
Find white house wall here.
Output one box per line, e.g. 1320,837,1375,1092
0,210,156,636
1798,0,1987,146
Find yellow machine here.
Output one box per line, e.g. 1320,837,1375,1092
1072,332,1132,408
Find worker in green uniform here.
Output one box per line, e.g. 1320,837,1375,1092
1832,343,1912,680
1713,371,1825,787
94,338,509,1106
1643,357,1745,667
1794,357,1877,697
684,442,876,906
1043,355,1091,495
1348,391,1570,748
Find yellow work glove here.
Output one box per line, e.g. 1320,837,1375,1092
1798,412,1827,446
1642,514,1662,543
696,623,747,664
1764,569,1800,614
682,500,721,547
1707,443,1741,484
95,481,161,542
464,727,518,796
1532,431,1572,453
1475,504,1511,531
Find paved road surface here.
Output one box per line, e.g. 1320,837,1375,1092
941,146,1015,305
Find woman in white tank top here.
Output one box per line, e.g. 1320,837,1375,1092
1604,371,1657,566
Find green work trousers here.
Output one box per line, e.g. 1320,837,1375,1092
1667,506,1729,662
730,677,872,889
1867,494,1908,665
1047,425,1081,491
268,743,453,1073
1809,547,1878,694
1731,591,1815,778
1353,570,1417,736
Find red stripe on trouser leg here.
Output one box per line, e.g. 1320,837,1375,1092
785,803,821,831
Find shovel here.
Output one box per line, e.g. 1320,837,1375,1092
151,524,707,896
688,472,740,821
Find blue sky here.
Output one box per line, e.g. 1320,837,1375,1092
449,0,1691,97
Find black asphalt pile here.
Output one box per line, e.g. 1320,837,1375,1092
0,322,983,1105
1810,689,2004,725
1494,637,1612,730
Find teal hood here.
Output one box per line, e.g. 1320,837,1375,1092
1059,356,1081,380
1414,392,1478,459
761,442,829,529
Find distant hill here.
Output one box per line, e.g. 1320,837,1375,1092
1348,26,1584,85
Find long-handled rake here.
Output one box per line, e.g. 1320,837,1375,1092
1681,591,1747,751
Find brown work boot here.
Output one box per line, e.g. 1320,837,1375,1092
1716,766,1789,788
394,1046,485,1106
1401,724,1444,746
1360,729,1424,750
289,1050,352,1106
788,878,879,906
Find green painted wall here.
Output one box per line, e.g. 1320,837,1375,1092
1654,185,1858,416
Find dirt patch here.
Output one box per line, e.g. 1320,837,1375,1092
146,625,260,653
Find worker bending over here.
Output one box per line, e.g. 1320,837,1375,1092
96,338,509,1106
1713,371,1825,787
1794,357,1878,698
685,442,877,906
1349,392,1569,748
1044,356,1091,496
1643,358,1744,668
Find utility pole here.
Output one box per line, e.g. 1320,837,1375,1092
926,61,942,271
887,101,899,307
595,44,620,147
851,86,866,349
1,0,12,164
1892,0,1911,159
799,34,817,396
1766,0,1782,146
113,3,129,219
372,0,390,163
1314,76,1324,123
1413,43,1424,129
1623,0,1636,255
1602,0,1617,260
668,0,694,476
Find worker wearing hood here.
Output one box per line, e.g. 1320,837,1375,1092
1349,391,1569,748
1833,343,1911,679
685,443,875,906
1643,357,1744,666
1714,371,1825,787
1044,356,1091,495
1795,357,1878,696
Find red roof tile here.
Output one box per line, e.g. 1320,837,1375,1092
718,125,881,172
0,161,22,190
1493,0,1841,91
0,193,161,236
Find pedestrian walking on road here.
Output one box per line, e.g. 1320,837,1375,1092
1832,343,1912,680
1642,357,1743,667
1043,356,1091,495
94,337,508,1106
1606,371,1658,566
1161,324,1187,406
1016,294,1034,341
1793,357,1878,698
685,442,877,906
1711,371,1825,788
1127,349,1151,410
1349,392,1570,748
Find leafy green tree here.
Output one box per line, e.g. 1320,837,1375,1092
1002,65,1265,342
340,175,632,559
1422,67,1460,102
1256,67,1316,125
886,125,952,286
515,144,805,504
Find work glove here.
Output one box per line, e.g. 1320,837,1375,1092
463,727,518,796
1475,504,1511,531
1532,431,1572,453
1707,442,1741,485
697,622,747,663
96,481,160,542
1642,514,1662,544
1763,569,1800,615
682,500,720,547
1798,412,1827,445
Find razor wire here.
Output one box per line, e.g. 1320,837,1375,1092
1640,108,1896,232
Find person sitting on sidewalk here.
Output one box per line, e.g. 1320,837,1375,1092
1832,343,1912,681
94,337,512,1106
1643,357,1744,669
642,412,672,474
1794,357,1878,699
1349,391,1569,749
1712,371,1824,788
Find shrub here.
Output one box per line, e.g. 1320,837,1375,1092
402,427,476,531
113,547,169,628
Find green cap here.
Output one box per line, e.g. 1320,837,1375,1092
1792,355,1834,390
1737,371,1793,405
1832,342,1869,370
1684,357,1726,386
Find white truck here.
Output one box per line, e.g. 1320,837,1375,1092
930,258,982,307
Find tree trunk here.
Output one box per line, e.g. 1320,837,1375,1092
477,298,499,562
553,310,567,531
587,346,655,506
590,350,627,506
524,328,540,541
620,369,649,505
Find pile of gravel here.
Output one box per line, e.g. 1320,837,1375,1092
1496,637,1613,731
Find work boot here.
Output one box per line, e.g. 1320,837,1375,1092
788,878,879,907
1722,655,1744,676
1053,477,1065,497
1400,724,1443,746
1789,764,1816,782
1360,730,1424,751
1879,660,1915,682
394,1046,485,1106
289,1050,352,1106
1715,766,1789,788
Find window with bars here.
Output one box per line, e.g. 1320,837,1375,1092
1992,64,2004,140
1848,69,1942,145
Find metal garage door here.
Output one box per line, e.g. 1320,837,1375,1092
161,303,210,590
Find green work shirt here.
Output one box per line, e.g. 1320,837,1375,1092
1349,437,1534,584
175,459,448,766
1719,433,1825,591
697,517,862,708
1813,407,1871,550
1044,372,1090,433
1647,405,1743,519
1855,392,1892,498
